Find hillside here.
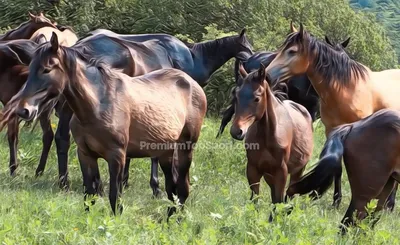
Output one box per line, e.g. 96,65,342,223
350,0,400,63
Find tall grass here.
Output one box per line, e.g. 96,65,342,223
0,118,398,244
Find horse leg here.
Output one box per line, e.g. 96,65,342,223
159,154,177,217
268,165,288,222
332,167,343,208
35,113,54,176
106,150,125,215
55,104,72,190
175,148,193,211
150,157,162,198
77,149,98,212
247,164,262,204
122,158,131,188
384,182,397,212
7,117,19,176
371,178,397,228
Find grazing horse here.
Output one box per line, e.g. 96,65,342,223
52,28,253,194
0,12,56,41
9,33,207,216
264,24,400,210
286,109,400,234
230,63,313,221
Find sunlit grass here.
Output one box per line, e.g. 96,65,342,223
0,117,398,244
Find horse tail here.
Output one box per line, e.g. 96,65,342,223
216,85,236,138
286,124,352,199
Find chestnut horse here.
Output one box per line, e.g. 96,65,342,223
230,63,313,221
286,109,400,234
8,33,207,216
0,12,56,41
264,24,399,210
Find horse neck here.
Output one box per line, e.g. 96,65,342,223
258,85,279,144
62,62,105,123
191,37,236,80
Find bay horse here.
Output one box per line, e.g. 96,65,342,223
230,63,313,221
9,32,207,216
52,28,253,194
286,109,400,234
0,12,56,41
264,24,399,210
217,35,353,138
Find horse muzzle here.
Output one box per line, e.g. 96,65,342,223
230,125,246,141
16,104,38,122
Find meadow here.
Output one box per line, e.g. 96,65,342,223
0,117,399,244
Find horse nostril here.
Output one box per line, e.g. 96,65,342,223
237,129,243,136
17,108,30,119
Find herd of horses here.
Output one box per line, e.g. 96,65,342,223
0,12,400,234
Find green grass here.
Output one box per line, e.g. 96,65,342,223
0,117,399,244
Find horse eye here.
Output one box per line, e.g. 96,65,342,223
254,97,260,103
43,68,51,74
288,50,297,55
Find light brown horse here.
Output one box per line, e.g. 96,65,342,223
30,26,78,47
230,63,313,220
264,23,400,210
286,109,400,234
0,12,56,41
8,33,207,215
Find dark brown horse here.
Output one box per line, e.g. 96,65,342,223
8,33,207,216
50,28,252,193
230,63,313,220
286,109,400,234
0,12,56,41
0,40,56,176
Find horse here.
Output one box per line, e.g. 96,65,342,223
8,32,207,216
51,28,253,194
217,51,319,138
0,12,56,41
0,40,54,176
229,63,314,221
30,26,78,47
286,109,400,234
217,34,353,138
264,23,400,210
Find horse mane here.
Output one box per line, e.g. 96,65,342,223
0,40,37,66
271,82,289,101
56,24,75,33
281,31,368,87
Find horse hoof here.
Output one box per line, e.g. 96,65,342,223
152,188,162,199
332,200,341,209
35,170,44,177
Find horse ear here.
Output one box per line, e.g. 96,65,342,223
40,12,44,17
238,62,248,78
28,12,35,20
239,28,246,38
299,23,305,41
341,37,351,48
325,36,333,46
290,21,298,33
50,32,59,53
258,64,266,82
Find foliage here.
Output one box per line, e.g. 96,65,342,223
0,119,399,244
0,0,397,114
350,0,400,63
